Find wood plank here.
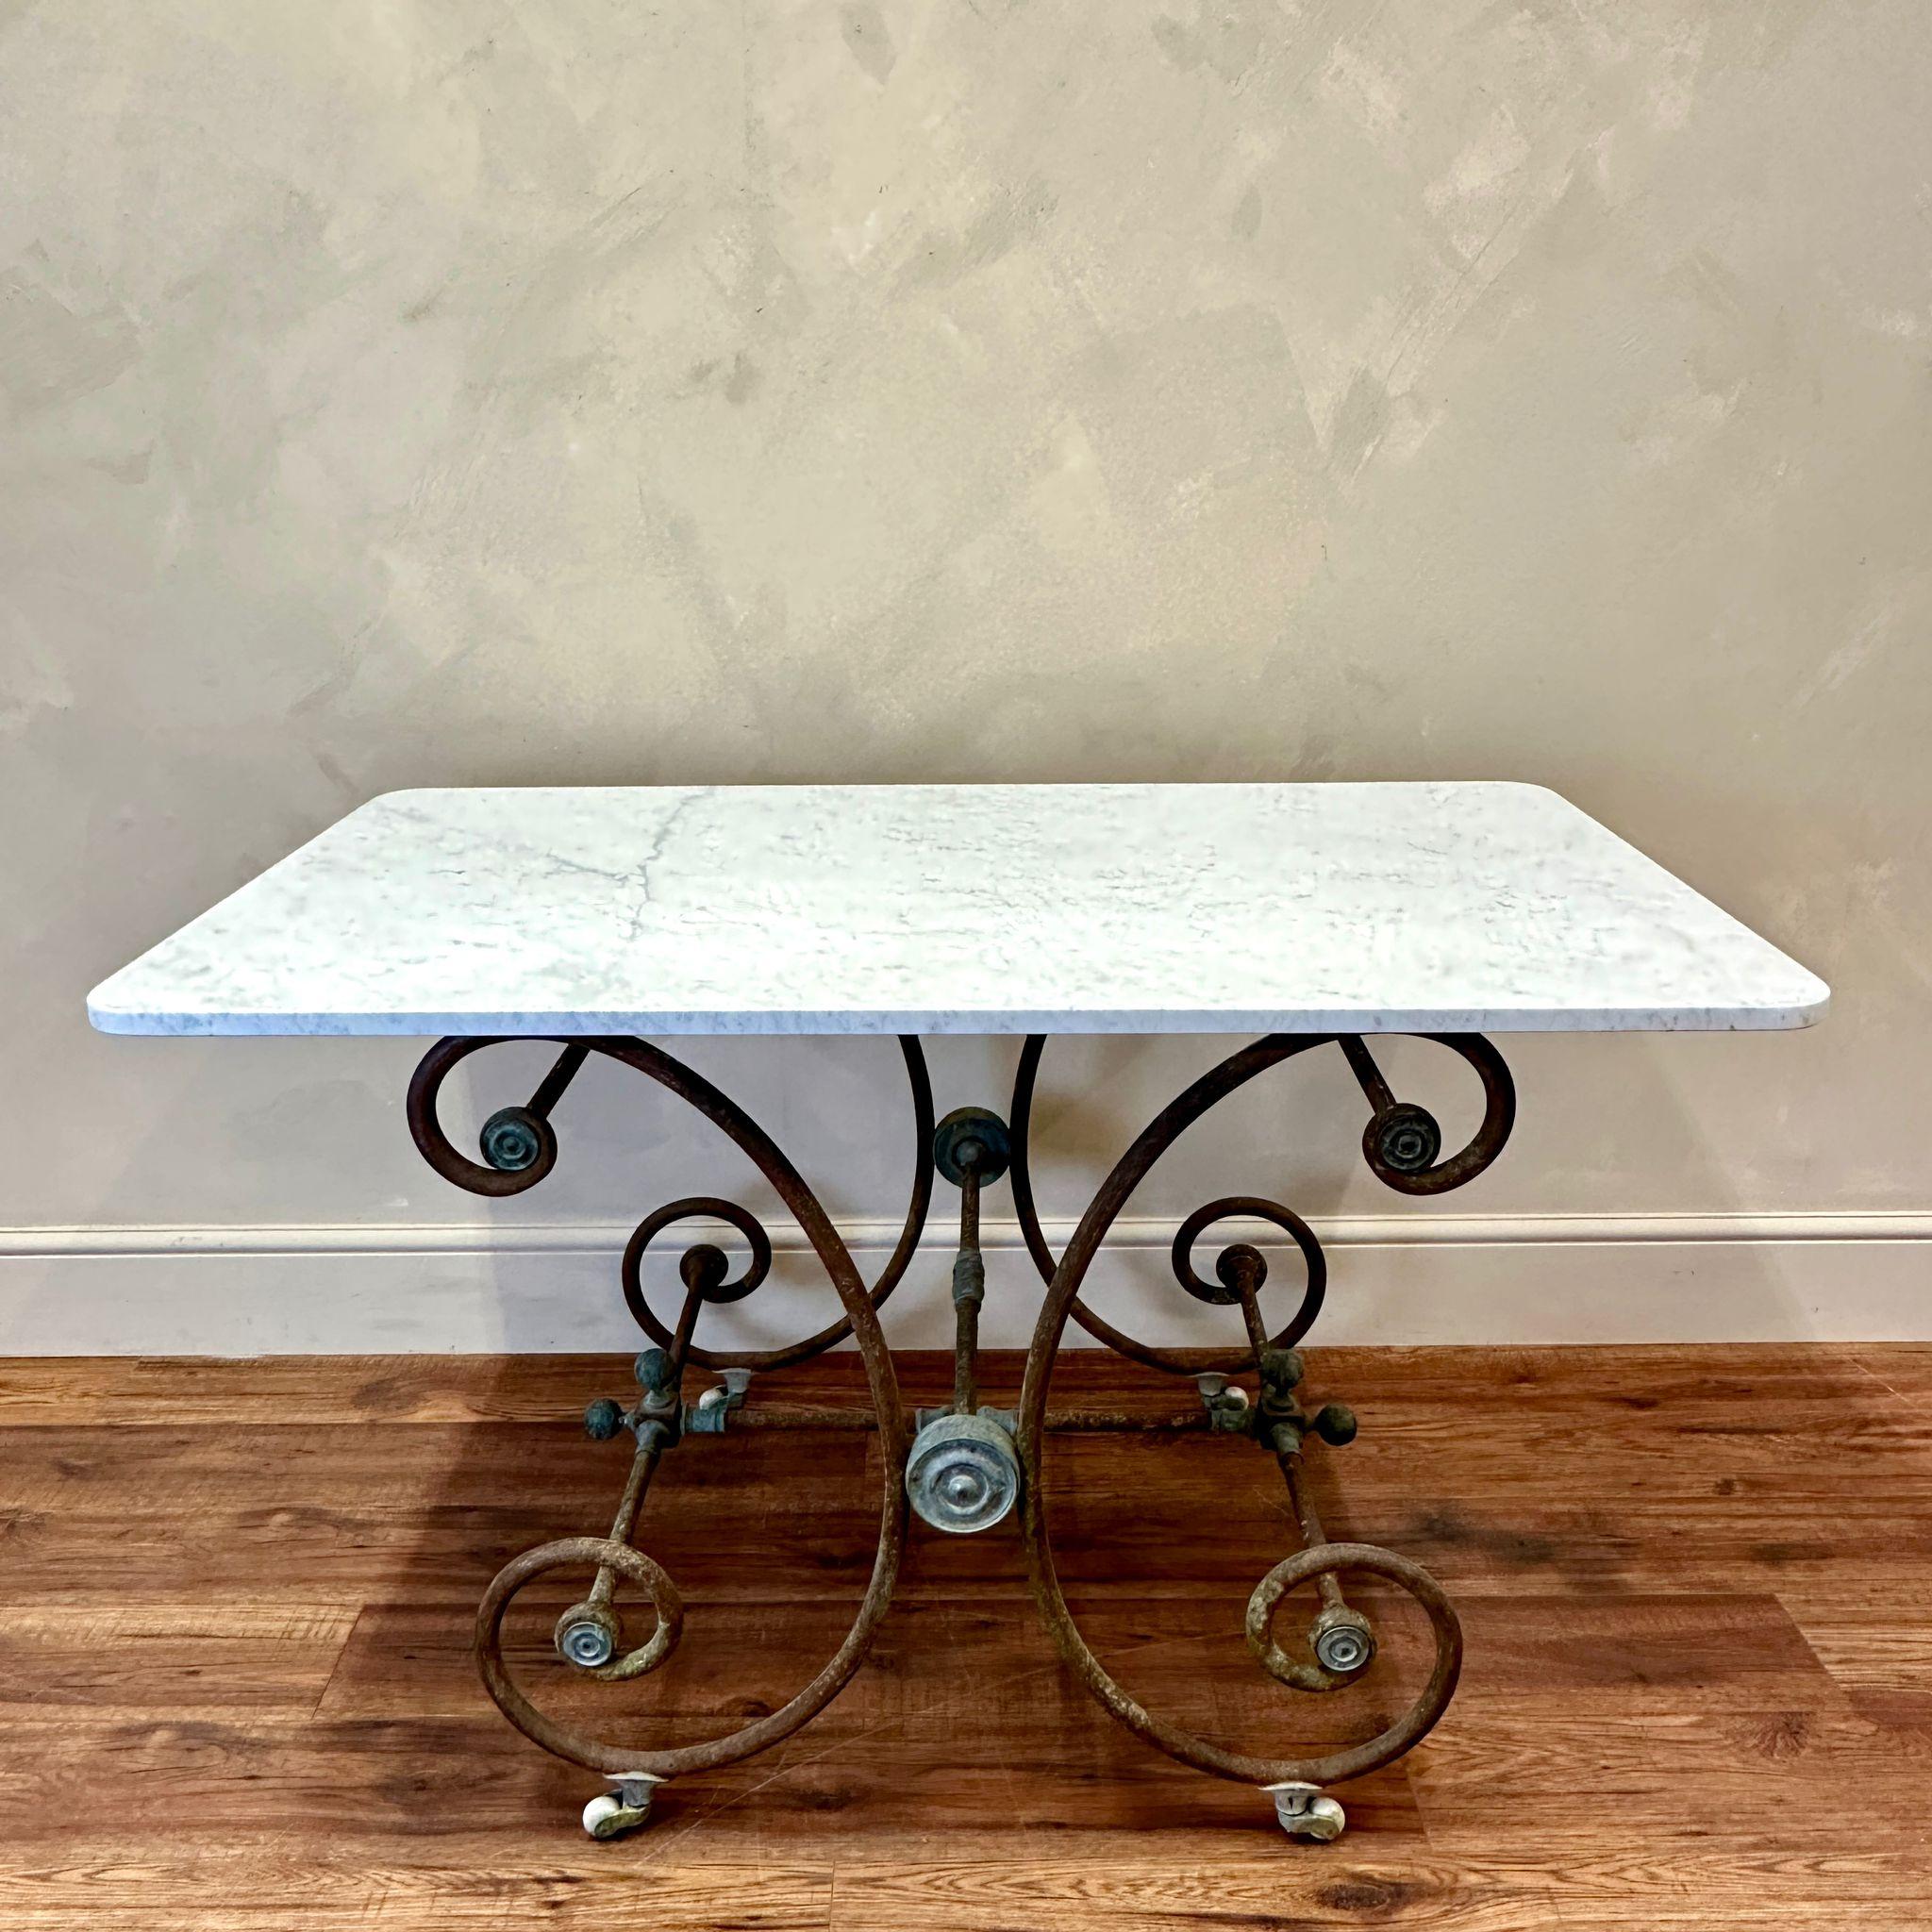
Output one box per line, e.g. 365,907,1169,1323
831,1857,1554,1930
0,1599,358,1722
829,1849,1932,1930
1776,1583,1932,1727
0,1861,833,1930
6,1343,1925,1425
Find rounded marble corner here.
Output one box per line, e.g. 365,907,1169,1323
1496,779,1577,813
355,786,441,818
84,986,142,1035
1734,969,1830,1030
1787,976,1832,1027
86,976,215,1036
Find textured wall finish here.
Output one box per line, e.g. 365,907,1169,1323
3,2,1927,1345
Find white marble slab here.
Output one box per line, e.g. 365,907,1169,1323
86,783,1827,1037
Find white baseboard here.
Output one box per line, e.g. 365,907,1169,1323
2,1211,1927,1353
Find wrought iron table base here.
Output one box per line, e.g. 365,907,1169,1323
408,1029,1516,1844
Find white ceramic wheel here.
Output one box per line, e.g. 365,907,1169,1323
1286,1795,1346,1842
582,1791,650,1840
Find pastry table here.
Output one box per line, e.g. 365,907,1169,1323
88,781,1827,1843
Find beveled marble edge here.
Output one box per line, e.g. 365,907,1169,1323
87,997,1827,1037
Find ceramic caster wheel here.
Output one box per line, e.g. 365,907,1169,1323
1267,1781,1346,1843
582,1792,648,1840
582,1774,659,1840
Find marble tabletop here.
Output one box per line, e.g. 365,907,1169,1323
86,783,1827,1038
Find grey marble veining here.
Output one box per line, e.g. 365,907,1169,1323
85,783,1827,1038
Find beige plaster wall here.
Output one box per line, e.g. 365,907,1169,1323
3,1,1927,1346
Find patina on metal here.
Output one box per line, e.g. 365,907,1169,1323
905,1408,1021,1533
902,1105,1024,1533
406,1027,1515,1842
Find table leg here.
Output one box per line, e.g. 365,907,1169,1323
1009,1031,1514,1840
408,1034,932,1836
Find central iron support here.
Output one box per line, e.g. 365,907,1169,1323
406,1029,1516,1843
905,1107,1023,1535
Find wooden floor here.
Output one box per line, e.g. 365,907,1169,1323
1,1344,1929,1928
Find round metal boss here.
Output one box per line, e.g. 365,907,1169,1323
582,1398,626,1441
1310,1603,1376,1675
905,1411,1021,1534
932,1108,1011,1187
557,1599,621,1670
1365,1103,1441,1177
480,1106,555,1175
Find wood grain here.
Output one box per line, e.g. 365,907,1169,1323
0,1345,1927,1928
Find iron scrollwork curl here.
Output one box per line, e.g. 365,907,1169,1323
1170,1194,1327,1344
408,1035,935,1369
407,1032,931,1779
1011,1030,1513,1791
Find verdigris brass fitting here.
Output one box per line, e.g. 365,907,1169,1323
1196,1373,1253,1433
1365,1101,1441,1176
905,1409,1021,1534
1258,1348,1305,1398
931,1107,1011,1187
583,1397,626,1441
480,1105,553,1174
683,1367,753,1435
556,1598,621,1670
1309,1602,1375,1676
1258,1349,1307,1433
1311,1401,1357,1446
